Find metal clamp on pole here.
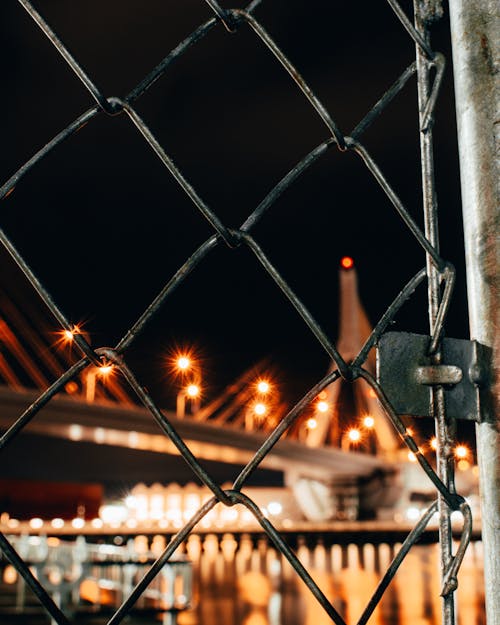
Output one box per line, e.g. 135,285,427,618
376,331,491,422
415,365,463,386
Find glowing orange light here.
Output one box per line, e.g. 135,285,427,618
348,428,361,443
65,381,79,394
408,451,417,462
430,437,438,451
318,390,328,400
256,380,270,394
457,459,470,472
406,427,414,437
3,565,17,585
317,401,329,413
341,256,354,270
186,384,200,398
98,364,113,376
367,388,377,399
306,418,318,430
59,324,80,344
363,415,375,428
254,403,267,416
177,356,190,371
455,445,469,460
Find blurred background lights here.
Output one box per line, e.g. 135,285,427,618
64,381,79,394
363,415,375,428
99,504,128,525
458,459,471,472
316,400,329,413
51,518,65,529
306,418,318,430
406,507,421,521
29,518,44,530
69,424,83,441
455,445,469,459
267,501,283,516
256,380,270,394
341,256,354,269
3,565,17,585
98,364,113,376
177,356,190,371
347,428,361,443
254,403,267,416
94,427,106,443
125,495,137,508
186,384,200,398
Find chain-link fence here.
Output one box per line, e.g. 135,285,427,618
0,1,476,624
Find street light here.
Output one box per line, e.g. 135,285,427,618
254,402,267,416
245,401,268,430
170,348,202,417
177,383,201,418
348,428,361,443
316,400,329,413
341,428,362,450
454,444,469,460
363,415,375,428
57,323,84,348
306,417,318,430
85,363,113,402
256,380,271,394
176,355,190,371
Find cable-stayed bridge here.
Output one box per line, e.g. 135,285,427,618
0,260,403,519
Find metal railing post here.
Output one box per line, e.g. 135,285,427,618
448,2,500,623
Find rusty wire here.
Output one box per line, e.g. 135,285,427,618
0,1,471,624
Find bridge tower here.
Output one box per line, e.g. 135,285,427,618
303,257,400,458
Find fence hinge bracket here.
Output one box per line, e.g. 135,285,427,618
376,332,491,422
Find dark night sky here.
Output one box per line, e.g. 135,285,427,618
0,2,474,489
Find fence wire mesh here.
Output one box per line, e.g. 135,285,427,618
0,1,473,624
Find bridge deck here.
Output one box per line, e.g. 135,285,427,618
0,387,390,482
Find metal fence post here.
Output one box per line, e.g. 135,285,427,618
448,2,500,623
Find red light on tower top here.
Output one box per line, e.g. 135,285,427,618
341,256,354,270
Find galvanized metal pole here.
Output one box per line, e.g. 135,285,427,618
448,2,500,624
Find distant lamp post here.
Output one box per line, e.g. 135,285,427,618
342,428,362,450
172,349,202,417
254,402,267,417
177,383,201,418
85,363,113,402
245,401,267,430
348,428,361,443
